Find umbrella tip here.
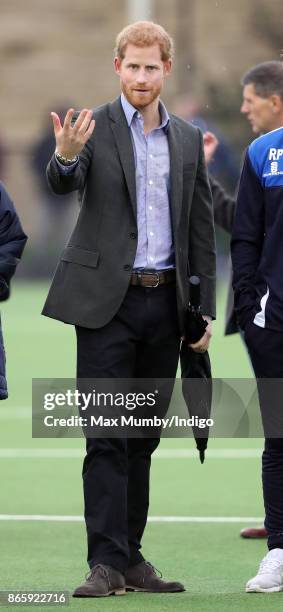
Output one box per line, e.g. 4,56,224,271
199,450,205,463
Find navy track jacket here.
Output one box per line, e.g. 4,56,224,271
231,127,283,331
0,183,27,398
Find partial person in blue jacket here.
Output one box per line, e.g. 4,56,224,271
0,182,27,398
232,126,283,593
207,61,283,541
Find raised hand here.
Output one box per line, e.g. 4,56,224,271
203,131,219,165
51,108,95,159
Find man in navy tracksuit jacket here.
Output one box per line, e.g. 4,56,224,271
232,126,283,592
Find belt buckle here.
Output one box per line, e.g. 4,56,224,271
144,271,160,287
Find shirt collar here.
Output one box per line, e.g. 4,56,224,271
120,93,170,132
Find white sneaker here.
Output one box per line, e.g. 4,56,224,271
246,548,283,592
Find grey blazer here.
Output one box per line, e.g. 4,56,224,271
43,97,216,332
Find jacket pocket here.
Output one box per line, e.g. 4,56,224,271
61,246,100,268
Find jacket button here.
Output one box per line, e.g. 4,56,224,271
130,232,137,239
124,264,131,271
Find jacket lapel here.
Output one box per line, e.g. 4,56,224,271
167,118,183,237
108,98,137,219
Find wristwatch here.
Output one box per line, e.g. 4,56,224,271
55,151,79,166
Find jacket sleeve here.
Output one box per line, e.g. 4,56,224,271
231,150,264,329
46,112,94,196
0,183,28,300
189,130,216,318
209,174,236,234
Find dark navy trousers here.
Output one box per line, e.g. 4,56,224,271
244,321,283,550
76,283,181,573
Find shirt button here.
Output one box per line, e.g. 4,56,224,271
150,232,154,236
149,257,154,262
130,232,137,239
149,206,153,211
149,180,153,185
124,265,131,271
149,154,154,159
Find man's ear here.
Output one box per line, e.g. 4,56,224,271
163,59,172,77
270,94,282,114
114,56,121,75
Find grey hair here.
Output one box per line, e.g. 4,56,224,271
241,61,283,99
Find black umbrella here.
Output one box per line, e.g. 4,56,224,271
180,276,212,463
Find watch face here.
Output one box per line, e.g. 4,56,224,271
56,153,77,166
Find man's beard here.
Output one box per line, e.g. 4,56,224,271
122,84,160,109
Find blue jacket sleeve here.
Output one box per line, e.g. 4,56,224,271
231,150,264,329
0,183,28,300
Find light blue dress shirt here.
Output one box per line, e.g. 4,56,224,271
120,93,174,271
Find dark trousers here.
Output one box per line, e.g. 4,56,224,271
76,283,180,573
244,321,283,550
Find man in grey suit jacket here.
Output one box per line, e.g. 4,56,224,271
43,21,216,597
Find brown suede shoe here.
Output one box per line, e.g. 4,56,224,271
73,564,126,597
125,561,185,593
240,526,267,539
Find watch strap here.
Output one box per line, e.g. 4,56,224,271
55,151,79,166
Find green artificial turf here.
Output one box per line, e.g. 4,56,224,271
0,281,278,612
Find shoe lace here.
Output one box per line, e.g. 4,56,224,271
258,557,283,575
86,564,110,586
145,561,163,579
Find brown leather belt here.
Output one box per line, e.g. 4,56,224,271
130,269,176,288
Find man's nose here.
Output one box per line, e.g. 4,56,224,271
136,69,147,83
241,101,248,114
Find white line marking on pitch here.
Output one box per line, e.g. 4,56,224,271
0,515,263,524
0,448,262,459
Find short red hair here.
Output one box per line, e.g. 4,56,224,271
114,21,174,62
